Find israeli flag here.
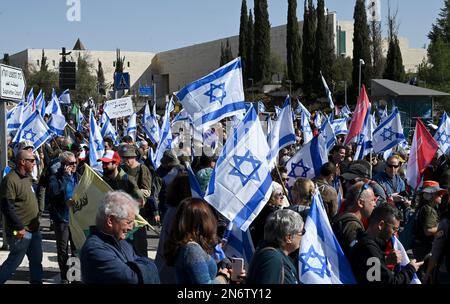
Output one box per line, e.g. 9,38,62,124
314,111,322,128
320,117,336,152
379,105,389,124
59,89,71,105
205,107,273,231
100,113,119,145
392,236,421,284
286,134,328,188
172,108,191,124
434,112,450,156
296,100,311,117
7,102,24,133
301,109,313,144
341,104,352,120
354,105,374,160
99,112,108,127
48,114,67,137
126,112,137,141
34,90,45,116
266,116,273,144
222,222,255,270
331,118,348,135
44,89,59,116
77,109,85,132
12,111,52,152
320,72,335,109
186,162,204,199
153,98,174,169
299,190,356,284
372,108,405,154
176,57,246,131
267,97,296,166
142,103,161,145
257,101,266,114
89,110,105,174
26,88,34,105
274,106,281,117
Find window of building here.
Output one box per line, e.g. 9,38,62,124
53,60,56,66
127,61,130,68
37,60,40,66
113,61,116,67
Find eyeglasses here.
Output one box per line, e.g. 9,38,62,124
356,182,371,202
23,158,35,163
67,161,77,166
297,228,306,236
274,192,284,198
282,178,289,182
387,164,400,169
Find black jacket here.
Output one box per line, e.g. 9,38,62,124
349,231,416,284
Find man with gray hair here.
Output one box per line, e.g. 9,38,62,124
80,191,160,284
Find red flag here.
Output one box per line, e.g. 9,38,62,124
406,119,439,190
344,85,370,145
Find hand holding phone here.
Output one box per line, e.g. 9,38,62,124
231,258,244,281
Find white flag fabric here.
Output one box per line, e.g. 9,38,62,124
205,107,273,231
301,110,313,144
274,106,281,117
372,108,405,154
89,110,105,174
314,111,322,128
34,90,45,116
391,236,421,284
320,72,335,109
153,98,174,169
47,90,67,136
26,88,34,105
7,102,24,134
12,111,52,152
59,89,71,105
296,100,311,117
222,222,255,270
286,134,328,188
320,117,336,152
142,103,160,145
126,112,137,141
100,112,119,145
257,101,266,113
330,118,348,135
354,105,374,160
299,190,356,284
434,111,450,156
176,57,246,131
341,104,352,120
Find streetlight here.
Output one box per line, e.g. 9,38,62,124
286,79,292,96
358,59,365,96
248,78,254,102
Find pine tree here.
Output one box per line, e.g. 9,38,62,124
302,0,316,98
3,53,10,65
239,0,249,81
370,20,384,79
247,9,255,80
428,0,450,44
97,60,106,95
220,39,234,66
352,0,372,97
383,8,405,82
253,0,271,84
286,0,302,86
40,49,48,72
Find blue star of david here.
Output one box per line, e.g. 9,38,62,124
436,131,450,145
150,125,157,133
204,82,226,105
299,245,331,279
94,139,103,151
229,150,261,186
145,115,151,122
23,129,37,142
288,159,311,178
381,127,395,141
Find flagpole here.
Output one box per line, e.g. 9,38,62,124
275,166,290,203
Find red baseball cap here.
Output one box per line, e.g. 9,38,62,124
98,150,121,163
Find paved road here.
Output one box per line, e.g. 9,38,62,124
0,212,160,284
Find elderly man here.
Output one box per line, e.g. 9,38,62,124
0,150,43,284
80,191,160,284
374,155,410,206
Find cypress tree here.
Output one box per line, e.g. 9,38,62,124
220,39,234,66
302,0,316,98
247,9,255,80
97,60,106,95
253,0,271,84
383,8,405,82
313,0,328,95
287,0,302,86
352,0,372,97
40,49,48,72
239,0,249,80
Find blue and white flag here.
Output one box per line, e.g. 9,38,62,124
45,89,60,116
222,222,255,270
341,104,352,120
301,110,313,144
34,90,45,116
7,102,24,133
296,100,311,117
314,111,322,128
274,106,281,117
320,117,336,152
186,162,204,199
46,89,67,136
12,111,52,152
77,109,85,132
126,112,137,141
266,115,273,144
257,101,266,114
26,88,34,105
205,107,272,231
59,89,71,105
286,134,328,188
392,236,421,284
172,108,191,124
354,105,374,160
153,98,174,168
299,190,356,284
100,112,119,145
89,110,105,174
372,107,405,154
434,111,450,156
99,112,108,127
330,118,348,135
176,57,246,131
320,72,335,109
267,97,296,167
142,103,161,145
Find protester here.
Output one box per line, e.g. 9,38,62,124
313,162,339,220
80,191,160,284
288,177,315,222
247,209,304,284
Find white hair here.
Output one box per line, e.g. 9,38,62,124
96,191,139,228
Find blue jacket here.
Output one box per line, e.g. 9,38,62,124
80,228,160,284
374,172,405,195
47,169,78,223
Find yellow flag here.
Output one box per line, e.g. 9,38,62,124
69,164,149,250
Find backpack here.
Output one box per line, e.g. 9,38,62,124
331,213,364,253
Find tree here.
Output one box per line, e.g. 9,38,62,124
331,56,353,104
239,0,249,81
302,0,316,98
370,19,384,78
286,0,302,86
97,60,106,95
220,39,234,66
383,6,405,82
428,0,450,44
253,0,271,84
26,49,58,97
352,0,372,98
115,48,125,73
40,49,48,72
3,53,10,65
73,54,100,104
247,9,255,81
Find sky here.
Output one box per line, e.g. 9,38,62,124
0,0,444,56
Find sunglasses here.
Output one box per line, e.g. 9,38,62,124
282,178,290,182
24,158,35,163
296,228,306,236
387,164,400,169
67,162,77,166
356,182,371,202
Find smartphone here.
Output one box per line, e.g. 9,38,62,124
231,258,244,281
